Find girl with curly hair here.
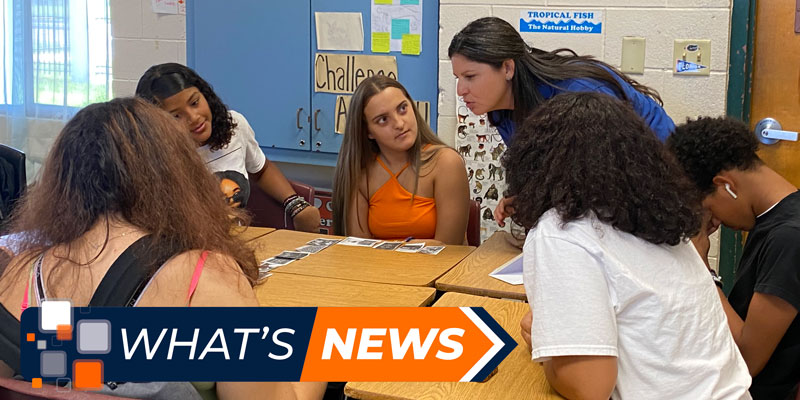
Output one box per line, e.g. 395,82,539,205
332,76,469,245
448,17,675,227
509,93,751,399
136,63,320,232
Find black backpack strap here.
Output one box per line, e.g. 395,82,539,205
0,304,20,374
89,235,182,307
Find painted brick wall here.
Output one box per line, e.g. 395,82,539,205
438,0,729,266
110,0,187,97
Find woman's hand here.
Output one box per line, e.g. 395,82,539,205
292,206,321,233
494,196,516,227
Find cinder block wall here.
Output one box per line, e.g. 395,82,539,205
438,0,730,267
110,0,186,97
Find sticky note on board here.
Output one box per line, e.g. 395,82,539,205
374,0,393,4
372,32,390,53
391,19,410,39
400,0,419,4
401,34,421,55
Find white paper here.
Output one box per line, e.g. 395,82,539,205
151,0,178,14
177,0,186,15
315,12,364,51
371,0,423,52
488,253,523,285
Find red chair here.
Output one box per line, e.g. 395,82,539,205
467,199,481,247
0,377,127,400
245,179,316,230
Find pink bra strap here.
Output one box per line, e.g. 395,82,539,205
186,251,209,305
21,272,30,314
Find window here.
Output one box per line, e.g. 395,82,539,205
1,0,111,111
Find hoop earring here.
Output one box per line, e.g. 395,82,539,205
724,183,738,199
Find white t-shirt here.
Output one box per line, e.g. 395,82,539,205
195,110,266,207
196,110,266,177
524,210,751,400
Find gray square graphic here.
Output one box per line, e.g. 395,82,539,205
77,319,111,354
36,340,46,350
40,351,66,377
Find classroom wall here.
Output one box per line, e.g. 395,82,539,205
437,0,730,267
107,1,724,265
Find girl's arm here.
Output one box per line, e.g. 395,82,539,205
544,356,617,400
252,161,320,233
432,148,470,245
345,174,372,238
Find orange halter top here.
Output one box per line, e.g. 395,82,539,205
368,155,437,240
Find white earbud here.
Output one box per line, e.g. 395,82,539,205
724,183,738,199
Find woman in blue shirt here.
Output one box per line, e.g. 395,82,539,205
449,17,675,224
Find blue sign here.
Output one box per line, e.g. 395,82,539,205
520,10,602,34
675,59,707,73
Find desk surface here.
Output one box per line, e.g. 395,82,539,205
345,292,563,400
247,230,475,287
231,226,276,242
255,273,436,307
436,231,526,300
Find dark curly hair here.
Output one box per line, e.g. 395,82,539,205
667,116,761,195
502,92,701,246
135,63,237,151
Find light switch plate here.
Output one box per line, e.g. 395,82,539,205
673,39,711,76
621,37,645,74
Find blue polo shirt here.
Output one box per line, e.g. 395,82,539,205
489,77,675,144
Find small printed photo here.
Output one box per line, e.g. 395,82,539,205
261,257,294,266
340,237,381,247
257,268,273,282
295,244,327,254
275,251,310,260
396,243,425,253
418,246,445,255
306,238,341,247
374,241,403,251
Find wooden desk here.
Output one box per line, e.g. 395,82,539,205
255,274,436,307
247,230,475,287
231,226,276,242
436,231,526,300
345,292,563,400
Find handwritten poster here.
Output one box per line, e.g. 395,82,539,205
371,0,422,54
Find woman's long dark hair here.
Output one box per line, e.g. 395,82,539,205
449,17,663,129
4,98,258,290
502,92,701,246
136,63,237,151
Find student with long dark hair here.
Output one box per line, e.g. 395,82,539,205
669,117,800,400
508,93,750,399
136,63,320,232
332,75,469,245
449,17,675,226
0,98,325,400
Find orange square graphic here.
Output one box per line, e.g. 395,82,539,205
26,333,35,342
31,378,42,388
56,325,72,341
73,360,103,390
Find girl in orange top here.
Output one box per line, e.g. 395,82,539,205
332,76,470,245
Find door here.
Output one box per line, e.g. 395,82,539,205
189,1,312,151
749,0,800,186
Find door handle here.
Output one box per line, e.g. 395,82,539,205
296,108,304,130
314,109,321,132
754,118,798,145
